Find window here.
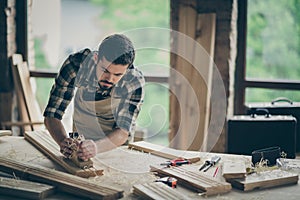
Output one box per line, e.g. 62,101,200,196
235,0,300,114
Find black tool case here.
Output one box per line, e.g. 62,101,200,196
227,114,297,159
246,98,300,152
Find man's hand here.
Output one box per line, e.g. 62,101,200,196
59,138,80,158
77,140,97,161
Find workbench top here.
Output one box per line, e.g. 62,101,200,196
0,136,300,200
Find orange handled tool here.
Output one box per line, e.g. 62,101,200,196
160,158,191,167
155,177,177,188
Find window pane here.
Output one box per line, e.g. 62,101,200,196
246,0,300,80
33,78,54,111
137,83,169,146
245,88,300,103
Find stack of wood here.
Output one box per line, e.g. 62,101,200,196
0,129,124,199
0,157,123,199
222,159,298,191
129,141,300,199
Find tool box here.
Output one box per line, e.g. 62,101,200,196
246,98,300,152
227,114,297,159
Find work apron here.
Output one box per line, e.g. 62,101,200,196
72,87,121,141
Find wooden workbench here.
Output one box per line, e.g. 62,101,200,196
0,135,300,200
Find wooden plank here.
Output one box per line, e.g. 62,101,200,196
169,9,216,151
1,121,44,131
13,59,44,130
228,169,298,191
11,54,32,132
150,165,231,196
169,0,198,150
222,161,246,180
133,182,191,200
0,157,123,199
25,130,103,178
0,177,55,200
0,130,12,137
191,13,216,151
128,141,200,163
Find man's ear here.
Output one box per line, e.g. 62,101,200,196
93,52,98,62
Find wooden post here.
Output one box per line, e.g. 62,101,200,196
0,0,16,127
15,0,28,61
169,0,216,151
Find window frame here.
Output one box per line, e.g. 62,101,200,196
234,0,300,115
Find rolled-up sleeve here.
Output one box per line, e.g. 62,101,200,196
43,49,91,120
43,61,77,120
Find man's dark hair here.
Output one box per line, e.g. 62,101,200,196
98,34,135,66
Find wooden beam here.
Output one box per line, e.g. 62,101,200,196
169,0,216,151
0,177,55,200
0,156,123,199
29,69,57,78
0,0,14,130
245,78,300,90
234,0,247,114
169,0,198,150
190,12,216,151
29,69,169,83
25,130,103,178
0,0,14,92
15,0,28,61
1,121,43,128
0,92,13,126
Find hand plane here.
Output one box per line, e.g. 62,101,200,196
68,132,94,169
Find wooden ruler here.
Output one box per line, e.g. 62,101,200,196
150,165,232,196
24,130,103,178
228,169,298,191
128,141,200,163
0,157,123,199
133,182,191,200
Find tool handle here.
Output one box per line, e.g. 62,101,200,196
203,163,213,172
210,156,221,165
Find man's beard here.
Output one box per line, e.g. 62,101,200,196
98,80,114,90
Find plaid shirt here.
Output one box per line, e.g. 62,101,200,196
43,48,145,133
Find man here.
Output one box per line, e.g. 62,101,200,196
43,34,145,161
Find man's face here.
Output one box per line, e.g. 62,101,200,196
96,56,129,89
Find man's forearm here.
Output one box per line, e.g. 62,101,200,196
44,117,68,146
95,128,128,153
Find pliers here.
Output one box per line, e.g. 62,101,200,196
199,156,221,172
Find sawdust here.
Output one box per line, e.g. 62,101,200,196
6,145,17,158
